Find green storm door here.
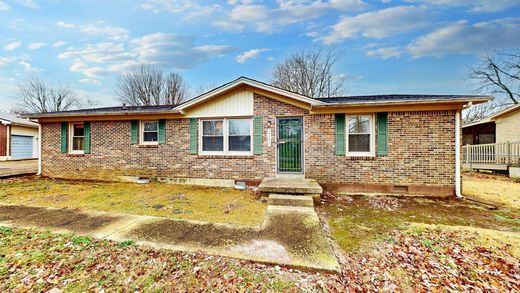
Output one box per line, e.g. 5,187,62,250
277,117,303,173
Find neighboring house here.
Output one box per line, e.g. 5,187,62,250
0,113,39,160
462,104,520,145
26,77,490,197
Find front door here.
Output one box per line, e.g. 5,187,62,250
277,117,303,173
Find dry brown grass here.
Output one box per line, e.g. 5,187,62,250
463,173,520,209
0,176,266,227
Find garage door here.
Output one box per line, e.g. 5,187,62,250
11,135,33,160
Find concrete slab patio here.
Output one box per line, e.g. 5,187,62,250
0,202,340,272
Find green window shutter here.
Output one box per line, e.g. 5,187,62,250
335,114,345,156
131,120,139,144
84,122,91,154
377,112,388,156
60,122,68,153
253,116,263,155
158,119,166,144
189,118,198,154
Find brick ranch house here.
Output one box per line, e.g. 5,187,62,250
26,77,490,197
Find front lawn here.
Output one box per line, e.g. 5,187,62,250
0,176,266,227
318,195,520,290
463,172,520,208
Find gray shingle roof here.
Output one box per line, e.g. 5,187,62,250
26,105,175,117
316,94,489,104
0,113,38,127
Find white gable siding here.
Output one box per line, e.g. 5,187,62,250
495,111,520,143
185,90,254,118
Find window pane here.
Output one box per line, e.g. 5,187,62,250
144,132,158,142
348,134,370,152
144,122,158,131
229,136,251,152
203,136,223,151
348,116,370,133
203,120,223,135
229,119,250,135
73,124,84,136
72,137,84,151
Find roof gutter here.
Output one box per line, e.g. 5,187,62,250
23,109,182,119
312,97,491,108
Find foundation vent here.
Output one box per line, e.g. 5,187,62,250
393,185,409,193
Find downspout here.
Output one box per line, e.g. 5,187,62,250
455,110,462,198
37,123,42,175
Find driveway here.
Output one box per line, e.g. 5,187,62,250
0,159,37,177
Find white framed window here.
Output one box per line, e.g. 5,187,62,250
346,114,375,157
140,120,159,145
199,118,252,155
69,122,85,154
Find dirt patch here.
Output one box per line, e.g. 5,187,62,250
0,205,121,233
129,219,258,248
0,205,46,221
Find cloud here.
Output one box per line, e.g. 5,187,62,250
14,0,37,8
57,21,75,28
78,78,101,84
0,1,9,10
236,48,268,63
405,0,520,13
141,0,222,20
57,21,128,40
212,0,367,33
19,60,42,72
58,33,236,78
320,6,429,44
53,41,67,47
4,41,21,51
0,56,16,66
28,42,46,50
366,47,402,59
407,18,520,58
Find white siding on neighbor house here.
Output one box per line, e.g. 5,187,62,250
11,125,39,158
185,90,253,118
495,111,520,143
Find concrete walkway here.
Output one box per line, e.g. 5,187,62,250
0,202,340,272
0,159,37,178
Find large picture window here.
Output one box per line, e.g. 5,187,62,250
200,118,252,155
346,114,374,156
140,121,159,144
69,122,84,154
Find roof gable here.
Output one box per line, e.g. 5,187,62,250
173,76,325,113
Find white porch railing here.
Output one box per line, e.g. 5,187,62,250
462,141,520,166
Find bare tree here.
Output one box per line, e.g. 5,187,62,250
462,100,509,123
116,64,188,106
469,47,520,105
271,47,347,98
75,97,100,110
13,77,78,114
193,81,219,96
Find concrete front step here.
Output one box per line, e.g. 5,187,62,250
268,194,315,207
258,177,323,195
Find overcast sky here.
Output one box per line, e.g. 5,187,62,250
1,0,519,109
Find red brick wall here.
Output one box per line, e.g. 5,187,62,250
40,94,457,195
304,111,456,195
0,124,7,156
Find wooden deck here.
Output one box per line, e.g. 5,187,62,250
462,141,520,171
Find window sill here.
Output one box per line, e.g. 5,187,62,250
67,153,86,157
344,155,376,160
135,144,159,148
197,155,254,159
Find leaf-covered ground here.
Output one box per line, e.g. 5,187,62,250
1,222,519,291
0,176,266,227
